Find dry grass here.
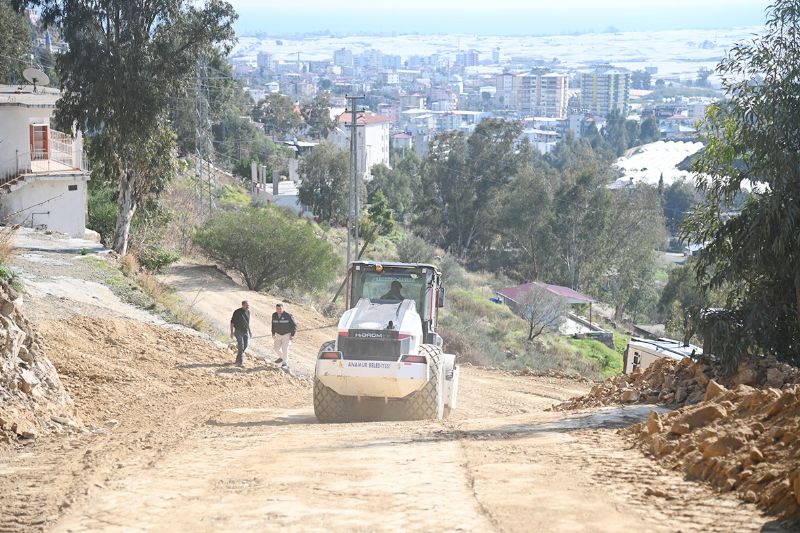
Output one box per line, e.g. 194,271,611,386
0,226,19,264
136,270,211,333
113,253,210,333
120,253,138,277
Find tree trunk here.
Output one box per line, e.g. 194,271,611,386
795,277,800,330
356,227,377,260
112,171,137,256
613,302,625,322
682,313,693,347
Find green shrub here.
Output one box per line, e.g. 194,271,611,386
395,234,468,288
87,183,118,246
219,184,251,209
137,245,180,273
194,206,339,291
0,264,21,291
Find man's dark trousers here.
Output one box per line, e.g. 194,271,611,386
235,330,249,365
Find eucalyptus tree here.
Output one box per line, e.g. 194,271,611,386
0,0,30,83
35,0,237,255
684,0,800,367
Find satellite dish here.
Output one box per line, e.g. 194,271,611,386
22,68,50,93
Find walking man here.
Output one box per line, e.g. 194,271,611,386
230,300,252,367
272,303,296,367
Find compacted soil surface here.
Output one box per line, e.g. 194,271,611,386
1,232,795,532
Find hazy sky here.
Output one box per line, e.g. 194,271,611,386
228,0,770,35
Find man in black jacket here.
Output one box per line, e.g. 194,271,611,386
272,303,297,367
230,301,252,367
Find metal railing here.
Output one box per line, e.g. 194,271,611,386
0,129,88,188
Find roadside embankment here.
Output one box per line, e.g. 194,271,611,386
0,279,78,443
555,355,800,520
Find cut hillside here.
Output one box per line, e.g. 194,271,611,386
38,316,309,429
0,279,78,443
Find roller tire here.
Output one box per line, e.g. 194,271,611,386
314,340,350,423
400,344,445,420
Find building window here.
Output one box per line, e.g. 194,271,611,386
68,184,78,191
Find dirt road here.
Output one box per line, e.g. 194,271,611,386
37,366,782,533
0,252,789,532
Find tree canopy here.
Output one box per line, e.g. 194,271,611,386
39,0,237,255
297,142,349,225
414,119,530,260
684,0,800,367
300,92,336,140
194,207,338,292
252,92,302,140
0,0,30,83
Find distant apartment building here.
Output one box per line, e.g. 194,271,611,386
449,74,464,95
580,68,631,117
400,93,426,110
329,112,390,180
382,71,400,85
518,71,568,118
307,60,331,74
382,54,402,70
492,47,501,64
333,48,354,68
495,71,519,110
457,49,480,68
280,75,316,100
358,49,383,70
257,52,273,72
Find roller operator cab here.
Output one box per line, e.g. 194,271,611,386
314,261,460,422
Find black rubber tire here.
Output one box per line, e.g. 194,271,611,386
400,344,444,420
313,340,350,423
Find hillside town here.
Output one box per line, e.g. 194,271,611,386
1,0,799,531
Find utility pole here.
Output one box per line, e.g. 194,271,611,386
195,57,214,215
345,94,365,268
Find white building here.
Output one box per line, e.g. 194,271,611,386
580,67,631,117
519,71,569,118
329,112,390,180
495,71,518,110
333,48,354,68
0,86,90,238
257,52,273,72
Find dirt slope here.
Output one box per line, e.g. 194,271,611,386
1,242,795,532
159,263,336,374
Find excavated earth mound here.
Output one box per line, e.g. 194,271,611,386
627,382,800,519
554,354,800,519
0,280,78,443
38,316,309,429
555,355,800,410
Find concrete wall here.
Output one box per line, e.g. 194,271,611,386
0,106,53,175
0,174,89,238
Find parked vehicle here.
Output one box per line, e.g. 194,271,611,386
623,337,702,374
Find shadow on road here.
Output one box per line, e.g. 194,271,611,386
297,406,670,452
175,362,289,376
205,413,317,428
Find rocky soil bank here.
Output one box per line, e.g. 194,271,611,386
629,381,800,519
556,355,800,520
556,355,800,410
0,280,78,443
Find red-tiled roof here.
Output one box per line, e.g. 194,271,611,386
338,112,390,126
497,281,595,305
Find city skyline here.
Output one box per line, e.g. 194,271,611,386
228,0,770,36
